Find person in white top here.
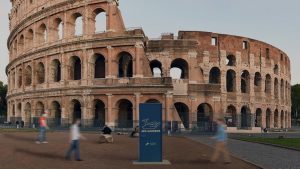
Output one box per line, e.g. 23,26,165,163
65,119,86,161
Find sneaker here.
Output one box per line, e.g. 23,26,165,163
35,141,41,144
42,141,48,144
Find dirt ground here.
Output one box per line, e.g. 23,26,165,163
0,131,259,169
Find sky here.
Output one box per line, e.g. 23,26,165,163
0,0,299,84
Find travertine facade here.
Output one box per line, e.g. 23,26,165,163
6,0,291,131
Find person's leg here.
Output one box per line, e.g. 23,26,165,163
41,127,46,142
74,140,81,160
38,127,43,142
210,142,221,162
222,143,231,163
66,141,75,160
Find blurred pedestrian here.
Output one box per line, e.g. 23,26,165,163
99,125,113,143
66,119,86,161
210,118,231,164
36,111,49,144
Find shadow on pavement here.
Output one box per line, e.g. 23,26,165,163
15,148,64,160
3,133,36,143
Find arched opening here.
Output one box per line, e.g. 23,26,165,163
36,62,45,84
51,101,61,127
17,103,21,117
274,109,279,128
255,108,262,127
266,109,272,129
54,18,63,40
274,78,279,99
94,54,105,78
241,70,250,93
265,74,272,94
24,102,31,126
72,100,82,120
280,79,284,100
285,111,288,128
37,23,47,43
254,72,262,88
117,99,133,128
11,71,15,90
18,35,25,53
174,102,189,129
170,58,189,79
241,106,251,128
150,60,162,77
145,99,160,104
274,64,279,75
70,56,81,80
25,65,32,86
51,59,61,82
225,105,237,127
226,55,236,66
94,100,105,127
26,29,34,49
17,68,22,88
118,52,133,78
197,103,213,131
209,67,221,84
226,69,236,92
280,110,284,128
93,8,106,33
36,102,44,116
73,13,83,36
13,40,18,56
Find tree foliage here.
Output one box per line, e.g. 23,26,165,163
0,81,7,117
291,84,300,119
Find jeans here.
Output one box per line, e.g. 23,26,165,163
66,140,80,160
38,127,46,142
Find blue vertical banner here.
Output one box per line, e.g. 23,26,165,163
139,103,162,162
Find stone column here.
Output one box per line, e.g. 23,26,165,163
106,46,113,78
134,42,144,78
261,110,266,129
134,93,141,127
106,94,114,127
270,112,274,128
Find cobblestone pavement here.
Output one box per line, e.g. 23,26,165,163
188,135,300,169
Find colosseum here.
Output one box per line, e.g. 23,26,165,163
6,0,292,132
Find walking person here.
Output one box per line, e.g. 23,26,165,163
210,118,231,164
66,119,86,161
36,111,49,144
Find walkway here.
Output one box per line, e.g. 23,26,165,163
188,135,300,169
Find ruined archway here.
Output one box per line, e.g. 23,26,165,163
36,102,44,116
174,102,189,129
36,62,45,84
225,105,237,127
226,55,236,66
255,108,262,127
265,74,272,94
94,99,105,127
241,70,250,93
254,72,262,92
72,100,82,120
209,67,221,84
241,106,251,128
54,18,63,40
117,99,133,128
51,101,61,127
170,58,189,79
118,52,133,78
274,78,279,99
24,102,31,126
266,108,271,128
37,23,47,43
51,59,61,82
274,109,279,128
25,65,32,86
197,103,213,131
73,13,83,36
94,54,106,78
70,56,81,80
150,60,162,77
93,8,106,33
226,69,236,92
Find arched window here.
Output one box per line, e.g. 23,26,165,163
73,13,83,36
170,58,189,79
72,100,81,120
225,105,237,127
118,52,133,78
265,74,272,94
254,72,261,87
174,102,189,129
70,56,81,80
241,106,251,128
13,40,18,56
280,79,284,100
51,59,61,82
51,101,61,126
94,99,105,127
226,55,236,66
36,62,45,84
93,8,106,33
94,54,105,78
150,60,162,77
37,23,47,43
274,78,279,99
241,70,250,93
226,69,236,92
54,18,63,40
25,65,32,86
274,64,279,75
26,29,34,49
17,68,22,88
18,35,25,53
209,67,221,84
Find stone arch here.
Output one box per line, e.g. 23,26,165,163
266,108,271,128
254,72,262,88
51,59,61,82
70,56,81,80
274,109,279,128
145,99,161,103
72,13,83,36
225,105,237,127
226,69,236,92
25,65,32,86
118,52,133,78
17,68,22,88
24,102,31,126
71,99,82,120
226,54,236,66
36,62,45,84
36,101,44,116
13,39,17,56
265,74,272,94
150,60,162,77
94,99,105,127
174,102,189,129
25,29,34,49
93,8,106,33
50,101,62,126
255,108,262,127
280,110,284,128
116,99,133,128
197,103,213,130
37,23,47,43
241,70,250,93
274,64,279,75
241,106,251,128
54,18,63,40
94,54,106,78
274,78,279,99
280,79,284,100
18,35,25,52
209,67,221,84
170,58,189,79
17,102,22,117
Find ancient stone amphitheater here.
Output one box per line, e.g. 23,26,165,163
6,0,291,132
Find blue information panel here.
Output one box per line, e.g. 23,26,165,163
139,103,162,162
